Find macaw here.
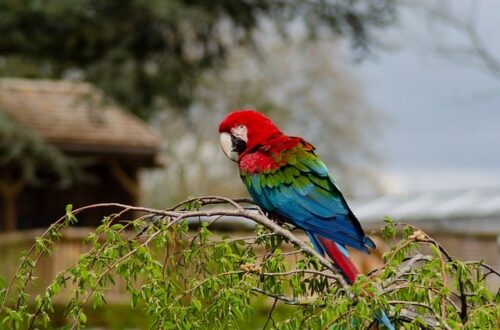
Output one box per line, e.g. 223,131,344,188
219,109,394,329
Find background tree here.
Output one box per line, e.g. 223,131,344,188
0,0,398,119
1,1,399,204
409,0,500,84
143,26,384,208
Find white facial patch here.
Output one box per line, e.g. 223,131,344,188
231,125,248,143
219,132,238,161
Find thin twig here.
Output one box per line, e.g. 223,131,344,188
263,298,278,330
251,287,310,306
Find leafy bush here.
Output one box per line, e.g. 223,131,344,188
0,197,498,329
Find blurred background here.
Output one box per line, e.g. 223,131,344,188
0,0,498,327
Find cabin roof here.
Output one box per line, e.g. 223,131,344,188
0,78,159,156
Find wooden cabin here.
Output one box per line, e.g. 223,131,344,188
0,78,161,303
0,78,160,231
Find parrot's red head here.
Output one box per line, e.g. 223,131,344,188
218,110,282,161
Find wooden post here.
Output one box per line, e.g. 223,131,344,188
107,160,140,204
0,177,25,231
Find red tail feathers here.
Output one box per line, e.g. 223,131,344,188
318,236,359,284
318,238,395,329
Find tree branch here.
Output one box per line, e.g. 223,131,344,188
4,196,498,329
251,287,310,306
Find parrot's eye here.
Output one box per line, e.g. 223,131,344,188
231,125,248,143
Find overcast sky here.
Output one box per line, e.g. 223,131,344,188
350,0,500,194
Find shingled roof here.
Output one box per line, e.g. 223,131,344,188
0,78,159,157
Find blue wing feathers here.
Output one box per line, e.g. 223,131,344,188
364,236,376,249
247,176,371,252
306,232,325,255
244,148,374,253
251,175,263,195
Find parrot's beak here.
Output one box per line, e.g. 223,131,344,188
220,132,239,162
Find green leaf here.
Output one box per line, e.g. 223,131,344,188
192,299,202,311
78,312,87,324
111,224,124,230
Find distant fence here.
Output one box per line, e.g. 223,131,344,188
0,227,129,304
430,232,500,290
0,227,389,305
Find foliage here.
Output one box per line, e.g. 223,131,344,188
0,0,398,119
0,197,498,329
143,32,384,208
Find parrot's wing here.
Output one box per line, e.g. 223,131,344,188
242,142,374,252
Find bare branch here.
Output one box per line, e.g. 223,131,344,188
415,0,500,82
380,253,432,288
251,287,310,306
